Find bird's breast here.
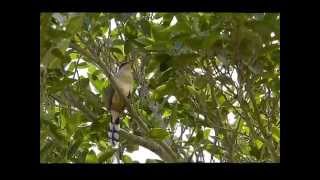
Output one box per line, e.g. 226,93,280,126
115,78,133,96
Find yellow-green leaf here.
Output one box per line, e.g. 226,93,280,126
149,128,169,141
85,151,98,163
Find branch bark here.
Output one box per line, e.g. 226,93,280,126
245,78,279,162
119,129,176,162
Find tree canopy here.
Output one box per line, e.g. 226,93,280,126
40,12,280,163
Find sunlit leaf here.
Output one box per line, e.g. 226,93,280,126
67,15,84,35
272,126,280,143
148,128,170,141
98,149,116,162
85,150,98,163
122,155,133,163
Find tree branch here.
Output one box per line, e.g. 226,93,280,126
246,80,279,162
63,88,97,122
118,129,176,162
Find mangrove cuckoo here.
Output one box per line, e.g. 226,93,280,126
104,61,134,147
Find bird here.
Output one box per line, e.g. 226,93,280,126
104,61,134,147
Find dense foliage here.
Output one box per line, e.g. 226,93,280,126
40,13,280,163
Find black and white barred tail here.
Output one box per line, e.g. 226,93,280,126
108,117,120,147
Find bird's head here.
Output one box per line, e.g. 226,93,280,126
118,60,133,72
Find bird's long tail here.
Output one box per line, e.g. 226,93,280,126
108,110,120,147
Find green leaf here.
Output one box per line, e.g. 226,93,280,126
47,77,74,93
125,21,138,40
204,128,211,139
110,47,123,55
126,143,139,153
186,85,198,96
122,155,133,163
98,140,108,151
255,139,264,149
40,141,54,160
172,53,199,68
112,39,124,46
122,116,130,128
67,61,76,72
67,15,83,35
67,112,83,133
85,150,98,163
91,79,107,93
162,14,174,27
98,150,116,162
184,36,203,50
205,144,218,154
153,53,171,64
151,24,171,41
204,31,219,48
62,78,76,86
218,95,225,105
77,62,88,69
169,116,177,129
88,63,97,74
124,40,133,55
162,109,172,118
134,37,154,47
57,35,71,51
139,19,151,36
79,78,89,89
148,128,170,141
171,15,191,33
249,145,261,160
51,48,65,60
195,129,204,143
240,144,251,154
152,84,169,100
84,89,101,106
76,149,88,162
145,58,160,75
46,39,70,68
47,58,62,69
68,139,82,158
48,122,66,145
271,79,280,93
272,126,280,143
183,103,192,111
69,52,79,60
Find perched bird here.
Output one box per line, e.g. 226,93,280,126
104,61,134,147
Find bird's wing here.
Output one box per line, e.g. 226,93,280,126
104,86,114,110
